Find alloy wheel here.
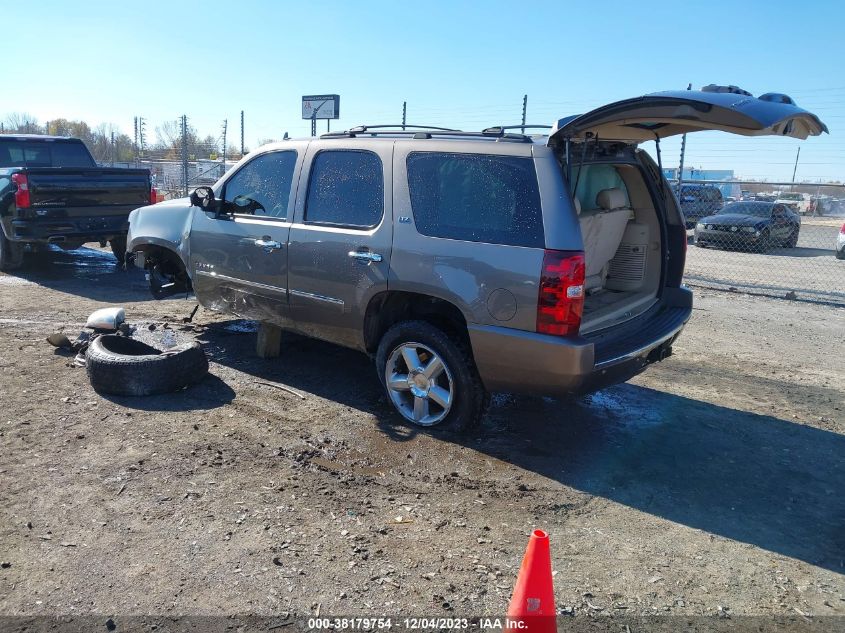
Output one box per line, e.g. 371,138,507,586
385,342,454,426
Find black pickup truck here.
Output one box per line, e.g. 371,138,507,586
0,135,153,271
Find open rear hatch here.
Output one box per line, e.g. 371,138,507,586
549,85,827,335
548,85,828,145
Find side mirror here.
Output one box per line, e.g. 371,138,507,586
190,186,215,210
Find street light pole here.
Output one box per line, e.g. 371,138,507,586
791,146,801,190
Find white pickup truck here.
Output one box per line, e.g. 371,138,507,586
775,192,810,215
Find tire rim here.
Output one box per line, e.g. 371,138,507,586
385,342,454,426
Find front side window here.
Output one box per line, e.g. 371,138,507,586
224,151,298,219
406,152,544,248
305,150,384,228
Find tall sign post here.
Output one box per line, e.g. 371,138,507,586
302,95,340,137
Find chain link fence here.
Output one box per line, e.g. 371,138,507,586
674,180,845,304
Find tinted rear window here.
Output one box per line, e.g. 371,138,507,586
0,139,95,168
305,150,384,228
406,152,544,248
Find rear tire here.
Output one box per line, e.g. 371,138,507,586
0,229,24,272
376,320,488,432
836,247,845,260
784,228,799,248
86,334,208,396
110,236,127,265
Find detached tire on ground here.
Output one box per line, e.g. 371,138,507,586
86,335,208,396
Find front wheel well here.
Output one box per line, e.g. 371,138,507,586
133,244,192,297
363,291,470,354
135,244,186,274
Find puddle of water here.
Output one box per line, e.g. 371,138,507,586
223,320,259,333
584,388,665,429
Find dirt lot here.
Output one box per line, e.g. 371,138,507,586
0,247,843,622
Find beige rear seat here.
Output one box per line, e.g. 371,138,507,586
579,188,632,290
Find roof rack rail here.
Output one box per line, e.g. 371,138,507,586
482,125,553,134
320,125,534,142
353,124,461,132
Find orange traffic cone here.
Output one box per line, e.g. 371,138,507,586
507,529,557,633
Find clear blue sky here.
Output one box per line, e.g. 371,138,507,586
4,0,843,181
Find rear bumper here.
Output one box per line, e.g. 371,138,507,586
7,215,129,244
468,288,692,397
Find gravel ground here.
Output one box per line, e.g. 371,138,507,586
0,246,843,624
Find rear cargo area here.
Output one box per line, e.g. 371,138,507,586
570,160,663,334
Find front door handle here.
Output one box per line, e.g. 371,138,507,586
348,250,383,264
254,238,282,251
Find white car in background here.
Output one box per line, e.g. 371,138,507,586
836,222,845,259
775,191,810,214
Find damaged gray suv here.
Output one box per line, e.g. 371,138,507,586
127,87,826,430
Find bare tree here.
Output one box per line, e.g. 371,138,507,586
4,112,42,134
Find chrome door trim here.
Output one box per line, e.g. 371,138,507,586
194,270,287,295
289,288,345,307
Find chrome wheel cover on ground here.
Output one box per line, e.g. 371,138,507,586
385,342,454,426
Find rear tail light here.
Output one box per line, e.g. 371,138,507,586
840,223,845,235
11,173,30,208
537,250,585,336
150,187,158,204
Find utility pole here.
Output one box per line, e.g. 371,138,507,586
521,94,527,134
222,119,228,170
676,83,692,195
181,115,189,196
240,110,245,155
133,117,139,165
138,117,146,160
791,146,801,189
402,101,407,130
111,131,115,166
221,118,228,172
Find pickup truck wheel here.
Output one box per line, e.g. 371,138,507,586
0,230,24,271
86,334,208,396
109,236,127,265
376,321,488,432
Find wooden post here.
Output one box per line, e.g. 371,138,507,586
256,321,282,359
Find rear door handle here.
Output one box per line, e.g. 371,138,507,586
254,238,282,251
348,250,383,264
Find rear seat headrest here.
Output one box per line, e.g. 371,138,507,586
573,197,582,215
597,188,627,210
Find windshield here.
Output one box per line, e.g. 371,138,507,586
717,201,773,218
0,139,96,168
